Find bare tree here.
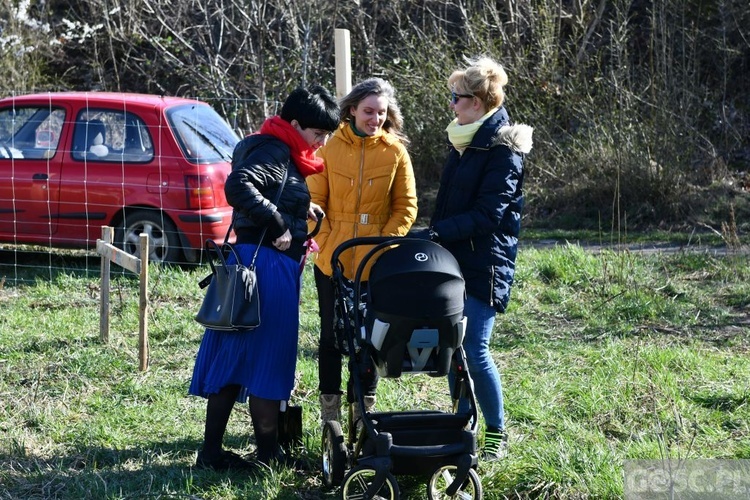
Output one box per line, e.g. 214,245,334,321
8,0,747,228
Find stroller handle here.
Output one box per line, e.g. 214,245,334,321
307,210,324,239
330,235,416,272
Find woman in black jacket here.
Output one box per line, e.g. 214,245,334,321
423,56,533,461
189,86,339,471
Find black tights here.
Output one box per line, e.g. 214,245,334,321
315,265,378,397
202,384,280,463
249,395,280,463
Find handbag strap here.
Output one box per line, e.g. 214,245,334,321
224,166,290,267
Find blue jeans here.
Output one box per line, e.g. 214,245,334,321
453,294,505,431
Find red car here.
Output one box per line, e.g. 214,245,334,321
0,92,241,263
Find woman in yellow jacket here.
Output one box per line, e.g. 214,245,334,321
307,77,418,429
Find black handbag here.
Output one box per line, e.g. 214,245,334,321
195,240,261,331
278,402,303,449
195,167,288,332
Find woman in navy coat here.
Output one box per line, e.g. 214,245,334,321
425,56,533,460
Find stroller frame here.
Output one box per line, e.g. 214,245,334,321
322,236,483,500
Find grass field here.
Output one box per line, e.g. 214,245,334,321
1,240,749,499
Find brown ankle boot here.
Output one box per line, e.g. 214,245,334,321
319,394,341,427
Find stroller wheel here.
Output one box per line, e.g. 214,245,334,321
341,465,399,500
427,465,482,500
321,420,347,488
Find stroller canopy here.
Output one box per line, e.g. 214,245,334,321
367,239,464,320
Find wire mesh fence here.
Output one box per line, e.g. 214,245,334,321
0,92,280,286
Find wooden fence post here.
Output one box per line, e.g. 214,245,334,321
138,234,149,371
99,226,113,343
335,28,351,98
96,227,150,371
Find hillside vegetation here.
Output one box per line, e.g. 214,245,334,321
1,0,748,231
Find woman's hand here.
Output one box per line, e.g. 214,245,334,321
308,202,325,221
273,229,292,251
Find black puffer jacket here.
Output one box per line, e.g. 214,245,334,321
225,134,311,262
430,107,533,313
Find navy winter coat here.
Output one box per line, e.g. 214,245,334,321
430,107,533,312
225,134,311,262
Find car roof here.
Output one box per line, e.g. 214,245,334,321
0,92,206,109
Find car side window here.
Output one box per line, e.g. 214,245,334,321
72,110,154,163
0,107,65,160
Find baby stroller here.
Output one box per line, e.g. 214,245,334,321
321,236,482,499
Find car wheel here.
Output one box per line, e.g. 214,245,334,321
116,210,182,264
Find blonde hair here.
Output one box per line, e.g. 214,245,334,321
448,56,508,110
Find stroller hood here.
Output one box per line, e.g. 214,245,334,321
368,239,465,319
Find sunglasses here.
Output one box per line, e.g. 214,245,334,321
450,91,474,104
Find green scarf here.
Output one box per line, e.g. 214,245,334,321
445,108,499,154
349,121,368,137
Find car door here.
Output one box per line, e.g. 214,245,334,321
0,104,66,238
58,107,159,246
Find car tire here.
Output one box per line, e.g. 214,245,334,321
116,210,182,264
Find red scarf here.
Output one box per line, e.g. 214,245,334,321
259,116,325,177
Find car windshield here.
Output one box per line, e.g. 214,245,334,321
168,104,240,164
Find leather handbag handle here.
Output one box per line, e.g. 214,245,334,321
200,239,240,288
204,239,224,275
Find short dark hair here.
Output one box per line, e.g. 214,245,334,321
280,85,340,131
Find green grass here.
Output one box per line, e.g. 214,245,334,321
1,242,748,499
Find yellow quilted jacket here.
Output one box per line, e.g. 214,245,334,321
307,122,418,280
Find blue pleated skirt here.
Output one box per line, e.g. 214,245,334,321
189,244,301,402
